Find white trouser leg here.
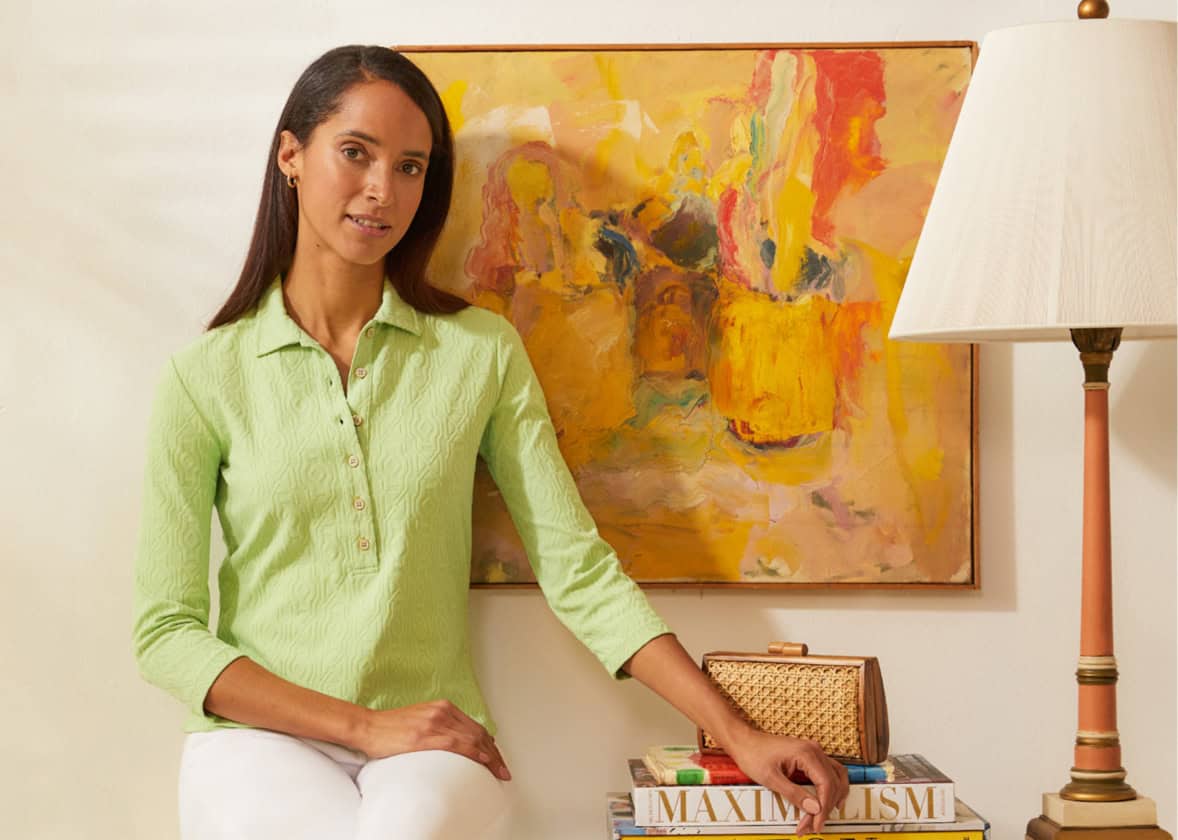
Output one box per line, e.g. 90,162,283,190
354,749,514,840
178,729,360,840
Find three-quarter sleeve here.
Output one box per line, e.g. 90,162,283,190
479,322,670,678
132,358,244,717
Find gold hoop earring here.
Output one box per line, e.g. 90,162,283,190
287,174,297,188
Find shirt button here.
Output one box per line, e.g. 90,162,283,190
365,327,375,338
357,537,371,551
353,496,366,511
355,367,368,379
347,454,360,468
352,414,363,427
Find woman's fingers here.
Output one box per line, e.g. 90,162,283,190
440,701,512,780
788,744,846,833
365,700,511,780
829,755,850,807
419,692,511,777
421,729,503,777
759,767,822,835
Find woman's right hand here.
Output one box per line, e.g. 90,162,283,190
354,699,512,781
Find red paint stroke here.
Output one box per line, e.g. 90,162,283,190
831,300,884,430
748,50,780,110
807,51,887,247
465,161,521,296
716,187,752,289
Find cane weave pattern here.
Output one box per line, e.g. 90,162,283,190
702,661,861,755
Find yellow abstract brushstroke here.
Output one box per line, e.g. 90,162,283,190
710,288,837,443
515,286,636,471
868,242,955,544
438,79,468,134
768,176,816,290
593,53,623,101
588,126,643,201
652,131,711,199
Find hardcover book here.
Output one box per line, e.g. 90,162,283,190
607,792,989,838
629,755,955,828
644,745,890,786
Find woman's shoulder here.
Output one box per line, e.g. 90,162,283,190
425,300,519,346
163,312,260,388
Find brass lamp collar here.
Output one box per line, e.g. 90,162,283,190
1071,327,1122,387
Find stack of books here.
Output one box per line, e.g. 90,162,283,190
605,746,990,839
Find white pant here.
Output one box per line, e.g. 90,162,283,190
178,729,514,839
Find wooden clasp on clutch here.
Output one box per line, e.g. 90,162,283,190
766,641,808,656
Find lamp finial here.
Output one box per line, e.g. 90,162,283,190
1078,0,1111,19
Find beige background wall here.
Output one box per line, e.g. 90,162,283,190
2,1,1174,838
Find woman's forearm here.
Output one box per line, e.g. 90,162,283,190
203,657,370,752
203,658,509,775
621,633,755,750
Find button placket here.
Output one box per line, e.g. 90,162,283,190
345,331,370,432
349,468,377,570
344,327,378,571
317,350,377,572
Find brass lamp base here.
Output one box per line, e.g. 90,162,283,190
1060,766,1135,802
1027,819,1173,838
1027,795,1171,840
1027,817,1171,840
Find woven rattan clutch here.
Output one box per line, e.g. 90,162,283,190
699,642,889,765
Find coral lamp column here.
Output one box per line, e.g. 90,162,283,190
1060,327,1134,802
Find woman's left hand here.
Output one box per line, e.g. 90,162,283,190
722,727,850,834
623,635,851,835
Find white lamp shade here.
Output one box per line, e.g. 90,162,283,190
890,19,1176,343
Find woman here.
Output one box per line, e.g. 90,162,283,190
133,44,848,839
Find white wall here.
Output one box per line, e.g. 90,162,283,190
2,1,1174,838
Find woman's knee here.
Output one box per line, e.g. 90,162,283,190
178,730,359,840
355,750,514,838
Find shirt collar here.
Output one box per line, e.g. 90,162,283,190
255,276,423,357
372,278,424,337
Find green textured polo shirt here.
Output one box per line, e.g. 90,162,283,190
132,277,669,734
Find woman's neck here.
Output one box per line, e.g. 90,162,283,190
282,258,384,348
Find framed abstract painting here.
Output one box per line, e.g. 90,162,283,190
406,42,978,588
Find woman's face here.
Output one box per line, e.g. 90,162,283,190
279,80,434,270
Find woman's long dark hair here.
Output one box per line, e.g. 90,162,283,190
208,45,468,330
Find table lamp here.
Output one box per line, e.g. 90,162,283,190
888,4,1176,838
